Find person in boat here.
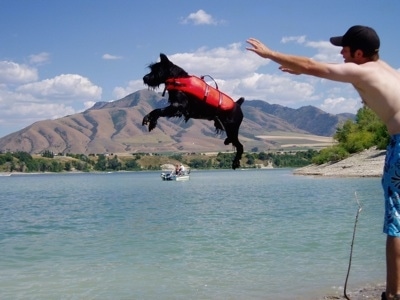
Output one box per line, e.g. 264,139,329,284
178,164,185,176
173,164,180,175
247,25,400,300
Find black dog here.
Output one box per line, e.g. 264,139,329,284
142,53,244,169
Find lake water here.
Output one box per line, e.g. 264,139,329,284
0,169,386,299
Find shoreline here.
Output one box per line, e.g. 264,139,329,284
294,147,385,178
316,283,386,300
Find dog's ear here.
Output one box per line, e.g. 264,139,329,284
159,53,169,63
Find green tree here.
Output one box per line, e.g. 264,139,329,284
170,153,183,161
257,152,269,161
65,161,72,171
188,158,209,169
312,146,349,164
41,150,54,158
50,161,63,172
314,107,389,165
245,153,255,165
12,151,32,163
108,156,121,171
215,152,235,169
94,155,107,171
125,159,140,170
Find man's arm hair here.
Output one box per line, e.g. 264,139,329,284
269,51,363,84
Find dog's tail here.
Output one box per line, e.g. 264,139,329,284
236,97,245,106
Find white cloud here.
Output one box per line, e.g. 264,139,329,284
84,101,96,110
236,72,316,105
319,96,362,114
4,101,76,119
113,79,144,100
0,86,76,132
305,40,342,63
29,52,51,65
0,70,103,136
280,36,343,63
0,61,38,84
281,35,306,44
16,74,102,101
181,9,222,25
102,53,123,60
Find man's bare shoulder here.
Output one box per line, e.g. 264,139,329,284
322,62,366,83
361,60,400,81
360,60,397,72
337,60,400,84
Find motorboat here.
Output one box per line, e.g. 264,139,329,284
161,171,190,181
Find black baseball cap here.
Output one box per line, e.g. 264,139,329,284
330,25,380,56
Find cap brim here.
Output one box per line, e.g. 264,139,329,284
330,36,343,46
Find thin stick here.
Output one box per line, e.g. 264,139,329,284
344,192,363,300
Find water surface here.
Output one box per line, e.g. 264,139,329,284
0,170,386,299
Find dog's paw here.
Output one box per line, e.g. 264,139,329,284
232,160,240,170
149,122,157,131
142,116,157,131
224,138,231,146
142,116,149,126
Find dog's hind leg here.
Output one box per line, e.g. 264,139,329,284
232,139,243,170
224,98,245,169
230,137,243,170
223,122,243,170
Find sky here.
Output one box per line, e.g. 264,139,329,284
1,0,400,138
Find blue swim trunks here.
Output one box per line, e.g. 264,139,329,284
382,134,400,237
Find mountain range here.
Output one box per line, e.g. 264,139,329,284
0,89,354,154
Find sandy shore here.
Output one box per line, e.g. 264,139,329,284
294,147,386,178
316,283,386,299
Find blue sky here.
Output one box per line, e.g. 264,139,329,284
1,0,400,138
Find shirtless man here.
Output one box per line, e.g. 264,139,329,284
247,25,400,300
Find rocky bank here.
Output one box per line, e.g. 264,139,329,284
294,147,386,177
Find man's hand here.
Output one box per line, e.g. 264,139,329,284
246,38,273,59
279,66,301,75
247,37,304,75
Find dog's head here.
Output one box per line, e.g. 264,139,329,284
143,53,188,88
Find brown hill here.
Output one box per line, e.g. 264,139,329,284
0,89,351,155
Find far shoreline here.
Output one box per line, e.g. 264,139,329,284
294,147,385,178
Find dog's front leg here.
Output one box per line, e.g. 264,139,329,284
142,108,162,131
142,105,182,131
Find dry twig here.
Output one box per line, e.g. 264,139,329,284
344,192,363,300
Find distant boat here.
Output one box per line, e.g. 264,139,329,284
160,171,190,181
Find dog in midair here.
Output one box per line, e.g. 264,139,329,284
142,53,244,169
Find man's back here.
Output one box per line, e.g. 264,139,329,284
350,60,400,134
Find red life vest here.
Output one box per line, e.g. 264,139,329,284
165,76,235,111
